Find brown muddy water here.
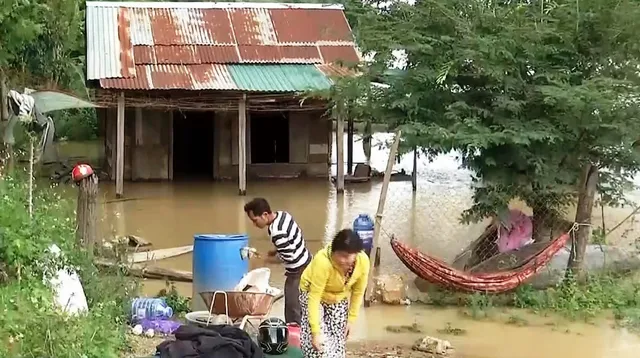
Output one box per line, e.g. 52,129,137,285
58,135,640,358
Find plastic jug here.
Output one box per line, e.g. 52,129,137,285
287,323,301,348
130,298,174,321
353,214,374,256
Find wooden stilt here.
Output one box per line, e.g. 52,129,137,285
412,146,418,192
168,112,174,180
116,92,125,198
347,118,354,175
363,121,372,164
238,94,247,196
336,105,345,193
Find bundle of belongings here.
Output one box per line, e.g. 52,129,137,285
156,324,264,358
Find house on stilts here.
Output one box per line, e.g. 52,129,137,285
85,1,360,197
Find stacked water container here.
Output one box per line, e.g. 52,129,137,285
353,214,375,257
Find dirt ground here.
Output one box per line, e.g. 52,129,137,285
125,335,438,358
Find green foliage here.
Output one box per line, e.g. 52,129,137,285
0,175,137,357
54,108,99,141
158,281,191,317
0,175,75,276
336,0,640,229
459,275,640,330
0,281,129,358
1,0,97,141
512,275,640,320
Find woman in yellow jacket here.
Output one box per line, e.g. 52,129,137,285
298,228,370,358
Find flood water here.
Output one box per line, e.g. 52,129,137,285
58,134,640,358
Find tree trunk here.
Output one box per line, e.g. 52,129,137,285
76,174,99,254
566,164,599,279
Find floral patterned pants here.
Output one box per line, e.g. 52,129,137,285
299,291,349,358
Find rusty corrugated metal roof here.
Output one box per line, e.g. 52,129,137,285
86,2,360,90
99,63,336,92
100,64,238,90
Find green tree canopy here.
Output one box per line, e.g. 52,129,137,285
339,0,640,244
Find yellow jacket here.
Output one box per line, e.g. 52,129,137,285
299,246,370,336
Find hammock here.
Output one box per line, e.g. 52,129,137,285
390,232,571,293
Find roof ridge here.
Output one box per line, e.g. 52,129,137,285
86,1,345,10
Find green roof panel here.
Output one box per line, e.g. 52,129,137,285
228,64,333,92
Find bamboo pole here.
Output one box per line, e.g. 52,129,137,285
364,129,402,306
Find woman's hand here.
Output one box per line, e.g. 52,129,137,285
312,335,323,352
267,249,278,257
345,324,352,338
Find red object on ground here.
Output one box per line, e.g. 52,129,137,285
390,232,571,293
71,164,94,183
287,323,301,348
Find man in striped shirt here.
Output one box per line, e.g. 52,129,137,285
244,197,311,324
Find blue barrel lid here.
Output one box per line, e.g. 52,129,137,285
353,214,374,226
194,234,248,241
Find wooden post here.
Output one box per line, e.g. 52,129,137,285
364,129,401,306
116,92,125,198
238,94,247,196
0,71,7,122
1,73,12,173
76,174,99,253
347,118,354,175
363,121,372,164
335,105,345,193
168,111,174,180
412,145,418,192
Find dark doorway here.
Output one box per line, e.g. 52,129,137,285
250,112,289,163
172,111,214,179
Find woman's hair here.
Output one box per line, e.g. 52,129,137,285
331,229,364,254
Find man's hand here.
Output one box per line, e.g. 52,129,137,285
312,335,323,352
267,249,278,257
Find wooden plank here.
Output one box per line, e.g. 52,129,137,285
116,92,125,198
127,234,151,247
127,245,194,263
289,112,309,163
238,95,247,196
95,259,193,282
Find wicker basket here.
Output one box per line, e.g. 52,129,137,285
200,291,277,318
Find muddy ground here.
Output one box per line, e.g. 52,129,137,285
126,335,438,358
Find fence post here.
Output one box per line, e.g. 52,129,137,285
75,165,99,253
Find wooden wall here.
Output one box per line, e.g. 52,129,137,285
102,107,330,181
215,109,330,179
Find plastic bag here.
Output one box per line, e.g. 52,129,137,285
138,319,182,336
234,268,271,292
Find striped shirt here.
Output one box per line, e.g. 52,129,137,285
268,211,311,272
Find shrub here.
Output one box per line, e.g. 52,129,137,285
0,174,137,357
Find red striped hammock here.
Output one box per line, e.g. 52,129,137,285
390,233,570,293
